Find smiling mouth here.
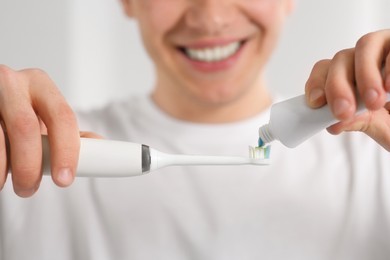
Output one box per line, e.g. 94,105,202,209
179,41,245,63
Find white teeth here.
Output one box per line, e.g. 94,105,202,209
185,42,241,62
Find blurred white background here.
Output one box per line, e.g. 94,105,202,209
0,0,389,110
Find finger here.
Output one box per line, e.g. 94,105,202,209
0,66,42,197
354,30,390,109
25,69,80,188
305,59,330,108
2,107,42,197
385,51,390,92
326,113,369,136
325,48,357,120
327,108,390,152
0,124,8,191
80,131,104,139
385,101,390,111
38,116,48,135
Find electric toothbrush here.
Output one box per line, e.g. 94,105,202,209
40,137,270,178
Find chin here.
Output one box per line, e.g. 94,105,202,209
190,88,244,107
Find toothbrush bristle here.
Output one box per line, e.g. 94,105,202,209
258,137,265,147
249,145,271,159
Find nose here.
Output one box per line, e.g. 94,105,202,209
184,0,237,36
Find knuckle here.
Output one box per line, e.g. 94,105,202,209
9,112,39,137
27,68,49,80
0,66,31,105
325,75,338,90
305,77,320,91
306,59,330,91
0,65,16,87
22,67,47,78
356,33,375,50
313,59,330,69
24,69,57,93
0,64,12,76
332,49,349,60
54,102,77,124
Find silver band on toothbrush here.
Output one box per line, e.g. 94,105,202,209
141,144,151,172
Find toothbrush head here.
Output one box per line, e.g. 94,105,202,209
249,145,271,160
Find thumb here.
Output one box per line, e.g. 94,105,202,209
80,131,104,139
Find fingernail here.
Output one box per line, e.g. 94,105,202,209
333,98,351,117
309,88,325,104
57,168,73,186
364,88,379,104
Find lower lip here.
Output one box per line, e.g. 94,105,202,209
178,42,246,73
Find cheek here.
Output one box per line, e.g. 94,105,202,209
136,1,185,36
244,1,287,60
135,2,182,61
243,0,287,30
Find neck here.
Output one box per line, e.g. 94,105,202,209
151,78,272,123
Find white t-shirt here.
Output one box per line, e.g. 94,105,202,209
0,95,389,260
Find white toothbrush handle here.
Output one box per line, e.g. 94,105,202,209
42,137,145,177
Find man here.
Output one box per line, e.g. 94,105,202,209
0,0,389,259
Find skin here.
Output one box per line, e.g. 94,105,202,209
121,0,294,122
305,30,390,151
0,1,389,197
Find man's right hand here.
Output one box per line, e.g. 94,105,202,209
0,65,80,197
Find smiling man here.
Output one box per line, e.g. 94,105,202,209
123,0,290,122
0,0,390,259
